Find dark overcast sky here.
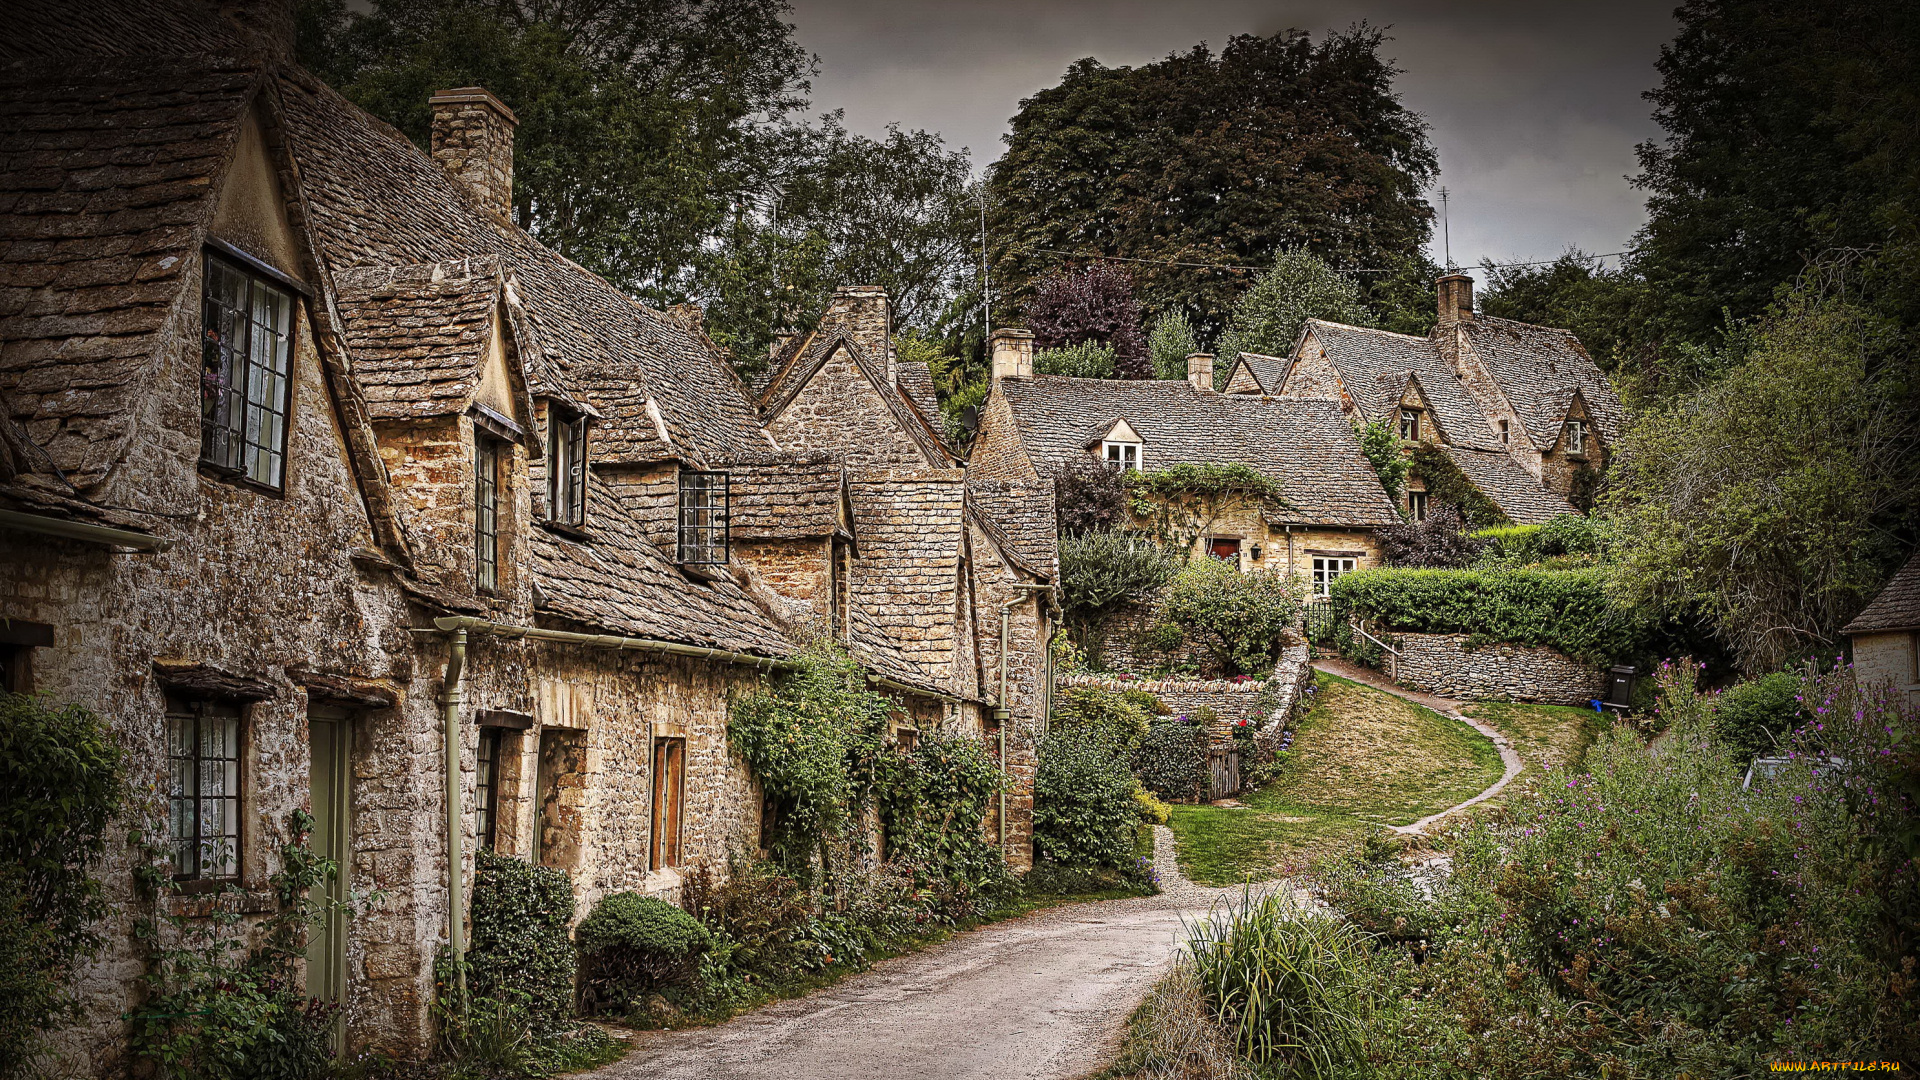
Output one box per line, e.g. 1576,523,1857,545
786,0,1680,274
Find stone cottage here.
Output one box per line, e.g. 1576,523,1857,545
1230,273,1622,523
968,330,1402,597
0,0,1052,1071
1845,551,1920,710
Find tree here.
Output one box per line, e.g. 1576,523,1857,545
1606,270,1920,673
1033,343,1115,379
1377,503,1487,569
1025,265,1148,378
1052,456,1131,537
1159,559,1306,677
989,26,1437,341
1148,309,1200,381
1479,251,1658,384
1215,248,1373,362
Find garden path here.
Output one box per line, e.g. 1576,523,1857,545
584,830,1291,1080
1310,658,1523,833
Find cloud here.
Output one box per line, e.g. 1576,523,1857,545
787,0,1677,270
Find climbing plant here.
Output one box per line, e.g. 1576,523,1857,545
1357,419,1408,507
1406,444,1509,529
1125,463,1287,551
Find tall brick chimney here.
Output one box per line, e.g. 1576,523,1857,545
429,88,517,221
1186,352,1214,391
823,285,892,383
990,328,1035,383
1437,273,1475,328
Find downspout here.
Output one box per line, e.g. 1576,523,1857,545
441,628,468,1010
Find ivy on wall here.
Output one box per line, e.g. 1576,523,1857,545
1406,444,1509,529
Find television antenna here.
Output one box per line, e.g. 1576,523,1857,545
1438,186,1453,272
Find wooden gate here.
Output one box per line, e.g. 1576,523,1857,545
1207,747,1241,801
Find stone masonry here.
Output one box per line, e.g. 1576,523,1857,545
1387,632,1604,705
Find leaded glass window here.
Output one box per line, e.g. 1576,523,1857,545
677,471,729,565
168,700,242,880
547,410,588,527
475,434,501,591
201,255,294,489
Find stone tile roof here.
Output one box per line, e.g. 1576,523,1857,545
1225,353,1290,394
719,452,844,540
997,377,1400,528
966,478,1057,582
1844,552,1920,635
1443,448,1576,525
0,58,259,489
896,360,941,423
1305,321,1503,451
758,329,957,467
529,471,794,657
1461,316,1624,449
333,257,501,421
847,468,968,691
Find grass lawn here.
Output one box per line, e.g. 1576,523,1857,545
1165,673,1504,885
1463,699,1612,794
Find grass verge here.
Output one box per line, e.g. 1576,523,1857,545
1461,699,1610,791
1165,673,1503,885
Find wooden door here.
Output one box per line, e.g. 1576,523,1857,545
306,707,351,1045
650,738,685,870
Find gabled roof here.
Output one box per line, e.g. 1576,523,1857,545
996,377,1400,528
1459,316,1624,448
1443,448,1577,525
846,468,968,692
758,328,958,467
0,57,261,489
1303,321,1503,451
896,360,941,424
1844,551,1920,636
1224,353,1291,394
333,257,506,421
966,478,1057,582
721,452,847,541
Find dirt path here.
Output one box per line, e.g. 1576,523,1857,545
1311,658,1524,833
585,829,1283,1080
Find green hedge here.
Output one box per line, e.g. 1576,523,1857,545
467,849,577,1036
1328,566,1642,664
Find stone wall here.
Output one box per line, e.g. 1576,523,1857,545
767,345,926,467
1059,639,1313,753
1388,632,1603,705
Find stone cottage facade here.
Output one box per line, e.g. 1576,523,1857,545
0,1,1052,1071
1845,551,1920,710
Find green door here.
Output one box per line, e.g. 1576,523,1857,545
306,708,351,1037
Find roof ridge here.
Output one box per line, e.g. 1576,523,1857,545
1307,319,1435,344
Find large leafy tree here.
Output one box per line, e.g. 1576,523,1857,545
988,26,1438,341
1026,265,1148,378
1214,247,1373,362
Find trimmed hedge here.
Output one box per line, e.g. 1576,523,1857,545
467,849,577,1035
576,892,712,1014
1033,730,1137,869
1132,719,1207,802
1328,566,1642,664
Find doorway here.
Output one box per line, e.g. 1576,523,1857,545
306,706,352,1043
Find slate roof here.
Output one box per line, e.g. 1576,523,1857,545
1224,353,1290,394
847,468,968,692
1443,448,1576,525
333,257,501,421
966,478,1057,582
1305,321,1503,451
720,452,844,540
1460,316,1624,449
0,58,259,489
1844,552,1920,635
896,360,941,424
997,377,1400,528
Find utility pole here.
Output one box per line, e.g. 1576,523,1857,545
1438,186,1453,272
979,187,990,341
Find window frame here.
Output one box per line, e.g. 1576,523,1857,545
649,736,687,871
1498,419,1510,445
1311,556,1357,598
166,698,244,884
200,251,298,493
475,727,502,852
1102,441,1141,471
474,431,503,592
1407,490,1429,522
1398,409,1421,441
546,407,589,528
676,470,731,566
1566,420,1587,456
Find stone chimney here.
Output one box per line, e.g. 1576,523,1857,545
429,87,518,221
1437,273,1475,328
824,285,892,383
990,328,1035,383
1186,352,1215,391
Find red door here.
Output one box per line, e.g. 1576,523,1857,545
1209,538,1242,561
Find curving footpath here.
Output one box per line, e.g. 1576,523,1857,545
1310,657,1524,833
583,828,1284,1080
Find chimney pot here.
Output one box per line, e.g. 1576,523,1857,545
1437,273,1475,328
430,87,518,221
990,328,1035,383
1186,352,1215,391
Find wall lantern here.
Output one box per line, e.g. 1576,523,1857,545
1250,544,1264,561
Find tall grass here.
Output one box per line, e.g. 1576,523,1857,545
1184,891,1371,1076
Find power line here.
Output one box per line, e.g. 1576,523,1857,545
1030,247,1629,275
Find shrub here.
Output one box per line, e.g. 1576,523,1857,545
465,849,576,1036
680,859,812,984
1711,670,1803,760
1033,341,1117,378
1058,532,1182,640
1357,419,1408,505
1475,513,1609,566
1032,731,1137,869
1051,454,1131,537
0,693,126,1076
1378,501,1487,568
1131,785,1172,825
1329,565,1643,664
1050,686,1159,755
1159,559,1304,676
576,893,713,1015
1406,444,1510,528
1133,719,1207,803
1186,891,1371,1069
873,733,1012,920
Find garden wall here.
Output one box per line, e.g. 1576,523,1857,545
1057,640,1313,756
1388,632,1604,705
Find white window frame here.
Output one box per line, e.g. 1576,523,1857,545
1566,420,1587,455
1311,556,1356,598
1102,441,1141,471
1399,409,1421,441
1498,419,1510,445
1407,490,1428,522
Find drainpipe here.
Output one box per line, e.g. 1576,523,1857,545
441,627,468,1010
995,584,1051,849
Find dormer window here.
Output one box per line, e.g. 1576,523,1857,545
547,408,588,527
1498,419,1510,445
1399,409,1422,441
1566,420,1587,456
677,470,730,565
201,253,295,490
1103,441,1141,471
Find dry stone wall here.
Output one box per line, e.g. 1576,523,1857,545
1389,632,1603,705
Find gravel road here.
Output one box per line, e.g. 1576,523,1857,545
585,828,1265,1080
